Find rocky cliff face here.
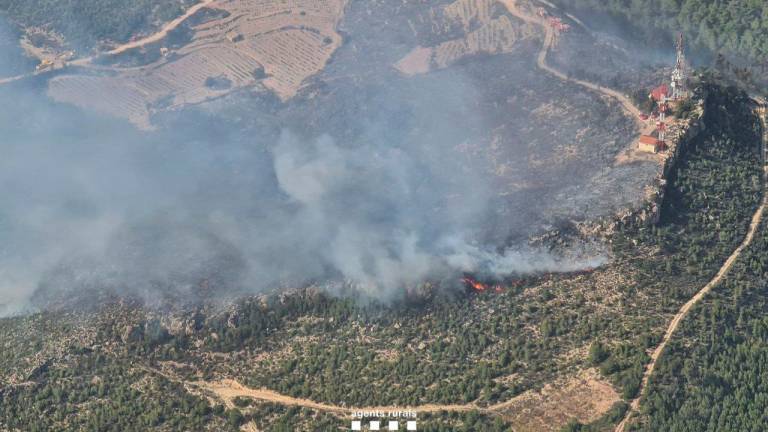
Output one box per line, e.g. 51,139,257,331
577,96,707,239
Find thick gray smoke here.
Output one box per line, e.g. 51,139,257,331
0,21,604,316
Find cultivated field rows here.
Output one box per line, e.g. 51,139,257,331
396,0,535,75
48,0,348,128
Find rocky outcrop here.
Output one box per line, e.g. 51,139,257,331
578,96,707,239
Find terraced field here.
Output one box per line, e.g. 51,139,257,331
39,0,659,233
48,0,347,128
396,0,536,74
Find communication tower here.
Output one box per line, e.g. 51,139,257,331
670,33,687,100
656,98,667,149
656,120,666,144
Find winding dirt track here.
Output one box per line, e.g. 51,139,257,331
178,3,641,422
194,379,485,415
7,2,765,428
614,101,768,431
500,2,768,429
187,100,768,430
108,0,216,56
1,0,216,79
139,365,492,417
0,74,24,85
68,0,216,67
499,0,643,128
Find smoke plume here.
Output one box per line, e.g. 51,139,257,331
0,18,605,316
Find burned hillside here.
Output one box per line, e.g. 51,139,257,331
171,0,663,240
0,0,676,310
3,0,768,430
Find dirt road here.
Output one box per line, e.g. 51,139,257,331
9,0,216,72
499,3,768,428
103,0,216,57
186,98,768,432
194,379,489,415
499,0,643,128
0,74,24,85
134,364,487,415
614,100,768,432
146,366,478,416
0,0,214,83
186,367,619,427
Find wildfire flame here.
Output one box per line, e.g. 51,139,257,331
462,277,505,293
462,268,593,295
462,277,487,291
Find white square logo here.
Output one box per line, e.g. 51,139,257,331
388,420,399,430
370,420,381,430
407,420,417,431
351,420,362,431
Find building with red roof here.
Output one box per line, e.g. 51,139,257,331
638,134,666,153
650,84,669,102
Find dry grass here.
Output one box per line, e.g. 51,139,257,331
189,366,619,432
394,0,535,75
496,368,621,431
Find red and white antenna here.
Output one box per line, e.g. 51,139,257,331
656,94,669,148
656,120,666,143
671,33,687,99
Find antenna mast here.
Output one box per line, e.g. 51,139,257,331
671,33,687,100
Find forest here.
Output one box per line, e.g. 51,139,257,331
633,91,768,430
638,221,768,431
0,78,764,431
565,74,764,432
550,0,768,63
0,0,195,50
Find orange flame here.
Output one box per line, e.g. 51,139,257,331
462,277,487,292
462,277,507,293
462,270,595,295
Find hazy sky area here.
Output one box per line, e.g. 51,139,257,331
0,14,612,316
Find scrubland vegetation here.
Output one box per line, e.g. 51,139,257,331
629,88,768,431
0,78,764,431
636,210,768,431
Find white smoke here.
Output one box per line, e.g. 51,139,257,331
0,18,609,316
442,238,608,276
266,131,606,295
